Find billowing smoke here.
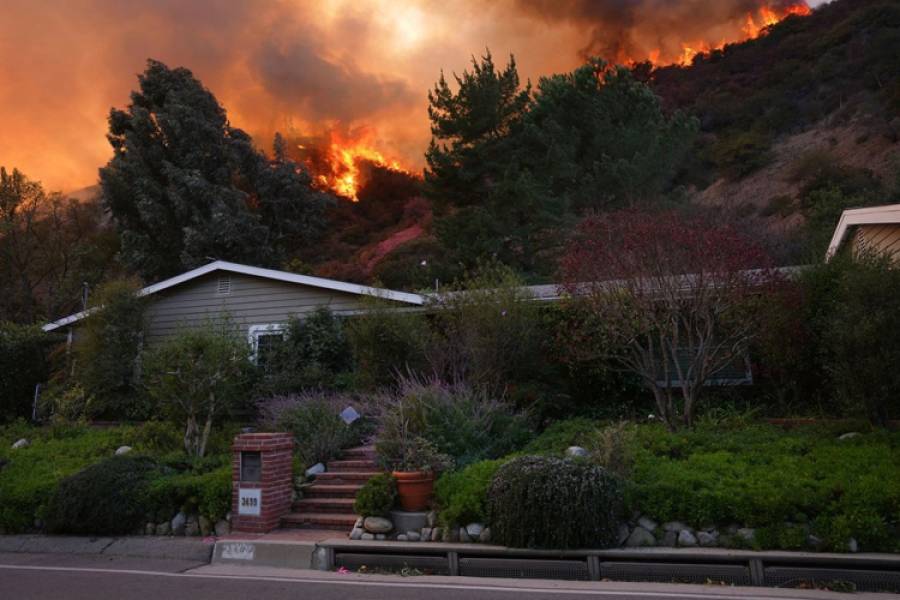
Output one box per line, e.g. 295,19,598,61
515,0,811,64
0,0,816,192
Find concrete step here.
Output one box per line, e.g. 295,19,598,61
281,511,358,530
303,483,364,498
315,471,381,482
293,497,356,514
340,445,375,460
326,459,378,472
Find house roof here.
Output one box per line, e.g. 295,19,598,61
826,203,900,260
42,260,426,332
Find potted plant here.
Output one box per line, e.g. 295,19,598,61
376,414,452,511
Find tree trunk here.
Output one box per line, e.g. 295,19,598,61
184,414,199,456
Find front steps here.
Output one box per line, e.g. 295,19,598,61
281,445,382,531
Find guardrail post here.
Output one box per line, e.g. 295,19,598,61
749,559,765,586
448,551,459,576
587,555,601,581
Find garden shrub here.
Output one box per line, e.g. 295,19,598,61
435,459,504,528
132,420,183,455
521,417,599,456
0,423,131,532
44,455,161,535
487,455,624,549
259,309,352,394
0,322,52,422
586,421,636,479
353,473,397,517
147,461,232,522
71,278,148,420
259,392,371,469
376,379,530,468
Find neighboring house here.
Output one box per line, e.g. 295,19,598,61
42,261,425,360
826,203,900,262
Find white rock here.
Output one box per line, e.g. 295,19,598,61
363,517,393,533
839,432,860,441
637,517,658,532
698,531,718,547
11,439,29,450
678,530,698,547
171,512,187,536
375,533,386,540
848,538,858,553
625,527,656,547
478,527,491,543
361,533,374,541
305,462,326,477
407,531,421,541
396,534,408,541
617,524,630,546
350,527,363,540
737,528,755,542
459,527,472,543
466,523,484,538
431,527,443,542
426,511,438,527
214,520,230,537
115,446,132,456
566,446,589,458
421,527,432,540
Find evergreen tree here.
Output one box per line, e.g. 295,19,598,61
100,60,327,281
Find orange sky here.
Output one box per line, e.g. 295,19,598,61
0,0,821,193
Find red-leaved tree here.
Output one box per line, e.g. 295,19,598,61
559,210,779,430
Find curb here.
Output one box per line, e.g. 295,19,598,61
0,534,214,563
212,539,317,569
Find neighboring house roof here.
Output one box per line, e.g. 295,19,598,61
826,203,900,260
42,260,426,332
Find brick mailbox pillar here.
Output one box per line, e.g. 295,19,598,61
231,432,294,533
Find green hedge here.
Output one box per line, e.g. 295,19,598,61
628,423,900,552
434,459,505,528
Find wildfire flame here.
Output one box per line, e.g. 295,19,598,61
297,127,407,201
658,2,812,67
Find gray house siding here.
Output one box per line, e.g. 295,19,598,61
143,272,368,344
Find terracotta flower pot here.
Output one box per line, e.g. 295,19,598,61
392,470,434,511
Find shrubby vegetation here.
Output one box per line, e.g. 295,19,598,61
487,455,624,549
434,459,505,529
0,322,52,422
354,473,397,518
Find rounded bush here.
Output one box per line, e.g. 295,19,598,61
44,455,161,535
353,473,397,518
487,455,623,549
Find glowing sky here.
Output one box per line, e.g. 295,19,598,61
0,0,827,193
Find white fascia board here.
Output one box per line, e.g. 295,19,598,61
42,260,425,332
826,203,900,260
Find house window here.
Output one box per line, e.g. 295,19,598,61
217,275,231,296
248,324,286,370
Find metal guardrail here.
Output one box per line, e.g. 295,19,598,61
321,541,900,592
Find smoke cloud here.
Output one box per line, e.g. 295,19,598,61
0,0,817,192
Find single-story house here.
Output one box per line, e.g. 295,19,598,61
42,261,425,359
826,203,900,262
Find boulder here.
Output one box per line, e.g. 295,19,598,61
421,527,432,540
145,523,156,536
478,527,492,544
397,534,408,541
459,527,472,543
662,521,689,533
466,523,485,538
637,517,658,532
407,531,421,541
349,527,363,540
625,527,656,547
848,538,858,553
838,432,860,441
114,446,132,456
677,530,698,547
361,533,374,541
354,517,364,529
431,527,443,542
185,516,200,537
198,515,212,537
659,531,677,547
305,463,326,477
617,524,630,546
363,516,393,534
171,512,187,536
737,528,755,543
155,522,171,536
698,531,718,547
426,511,438,528
375,534,386,541
807,534,824,550
565,446,589,458
214,520,230,537
11,439,29,450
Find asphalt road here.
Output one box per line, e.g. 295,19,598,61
0,552,863,600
